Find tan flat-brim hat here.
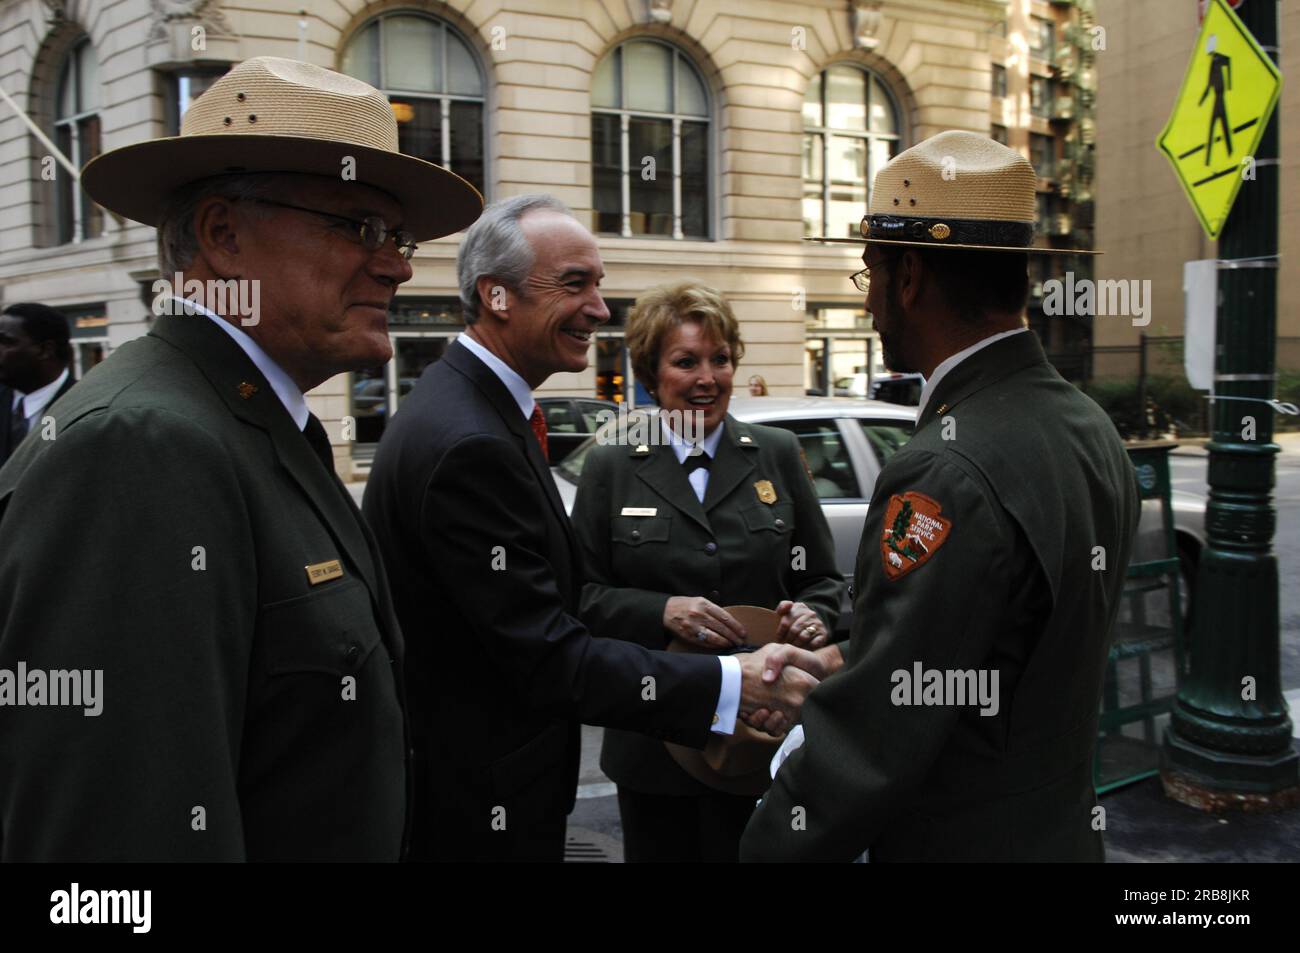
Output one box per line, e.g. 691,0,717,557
807,129,1099,255
81,56,482,242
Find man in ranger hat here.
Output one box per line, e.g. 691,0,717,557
0,57,482,861
741,130,1141,862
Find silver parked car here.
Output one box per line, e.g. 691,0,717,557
552,397,1205,634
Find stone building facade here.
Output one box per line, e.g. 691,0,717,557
1,0,1086,478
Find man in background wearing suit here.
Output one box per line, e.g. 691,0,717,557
0,302,76,468
363,194,825,862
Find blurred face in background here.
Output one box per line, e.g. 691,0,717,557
655,318,734,437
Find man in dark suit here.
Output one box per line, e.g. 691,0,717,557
0,302,76,467
363,195,825,862
0,57,482,860
742,132,1140,861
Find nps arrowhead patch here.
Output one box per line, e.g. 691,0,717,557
880,491,952,580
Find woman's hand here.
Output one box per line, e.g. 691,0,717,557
663,596,748,650
775,600,829,648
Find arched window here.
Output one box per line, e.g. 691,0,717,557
591,39,709,239
54,38,102,243
802,64,902,239
341,13,485,196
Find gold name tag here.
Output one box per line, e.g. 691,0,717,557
620,507,658,517
305,559,344,586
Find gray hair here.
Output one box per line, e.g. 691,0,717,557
457,193,571,324
156,173,279,275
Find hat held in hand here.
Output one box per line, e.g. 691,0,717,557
665,605,794,797
808,129,1098,254
81,56,482,242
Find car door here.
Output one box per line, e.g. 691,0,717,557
761,417,871,633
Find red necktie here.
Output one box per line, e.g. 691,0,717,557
529,403,549,463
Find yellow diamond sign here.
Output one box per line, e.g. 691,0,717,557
1156,0,1282,239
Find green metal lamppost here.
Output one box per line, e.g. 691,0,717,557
1161,0,1299,809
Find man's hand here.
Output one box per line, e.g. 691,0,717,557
736,643,828,736
743,643,845,735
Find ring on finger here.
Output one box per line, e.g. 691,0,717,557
697,628,709,641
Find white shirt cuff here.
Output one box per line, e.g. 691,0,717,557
711,655,742,735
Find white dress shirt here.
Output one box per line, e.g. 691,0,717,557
10,366,70,429
175,296,309,431
917,326,1027,419
456,333,742,736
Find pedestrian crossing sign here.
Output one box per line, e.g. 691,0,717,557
1156,0,1282,239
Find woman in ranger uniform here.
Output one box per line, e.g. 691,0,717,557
571,281,844,863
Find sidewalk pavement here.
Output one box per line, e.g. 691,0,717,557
1102,739,1300,863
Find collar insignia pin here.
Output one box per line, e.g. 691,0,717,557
739,435,753,444
635,444,650,454
238,381,258,399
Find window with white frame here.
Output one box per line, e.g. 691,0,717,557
54,38,103,244
341,13,486,196
803,64,903,239
591,40,710,239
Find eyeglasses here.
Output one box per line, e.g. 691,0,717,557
248,199,418,260
850,267,871,293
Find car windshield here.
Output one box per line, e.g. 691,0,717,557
556,435,597,483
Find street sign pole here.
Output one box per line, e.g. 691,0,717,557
1162,0,1300,809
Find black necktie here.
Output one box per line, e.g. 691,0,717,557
8,402,28,449
682,451,712,475
303,414,336,475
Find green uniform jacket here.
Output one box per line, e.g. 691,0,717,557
741,331,1140,861
573,413,844,795
0,313,408,861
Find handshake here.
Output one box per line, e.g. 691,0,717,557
736,643,841,736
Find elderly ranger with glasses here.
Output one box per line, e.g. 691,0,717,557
0,57,482,861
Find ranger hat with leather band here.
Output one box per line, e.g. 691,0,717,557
807,129,1100,255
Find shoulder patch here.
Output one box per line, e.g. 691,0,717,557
880,491,952,580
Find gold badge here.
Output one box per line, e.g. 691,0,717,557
754,480,777,505
929,223,951,241
305,559,344,585
238,381,258,399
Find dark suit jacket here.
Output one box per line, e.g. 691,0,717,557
362,339,724,861
573,413,844,795
741,330,1140,862
0,371,76,467
0,314,408,861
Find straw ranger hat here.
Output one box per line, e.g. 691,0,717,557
808,129,1099,254
82,56,482,242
